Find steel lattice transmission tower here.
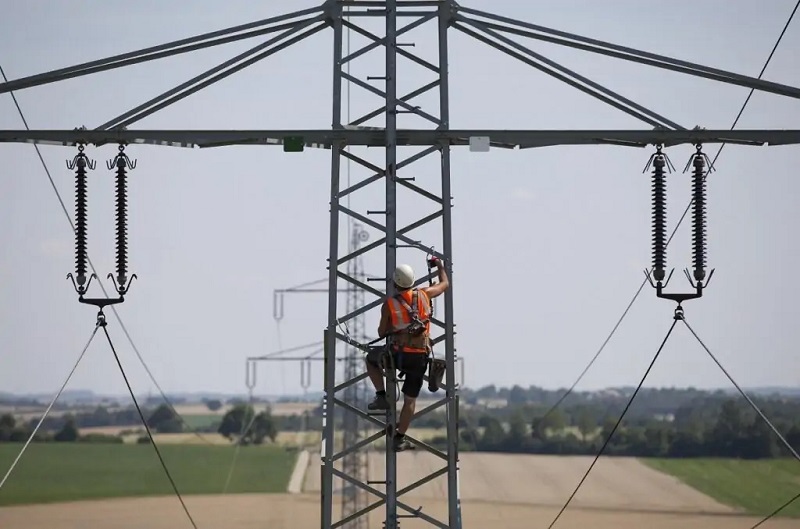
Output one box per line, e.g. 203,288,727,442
340,222,371,528
322,2,461,529
3,1,800,529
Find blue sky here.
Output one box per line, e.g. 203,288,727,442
1,0,799,398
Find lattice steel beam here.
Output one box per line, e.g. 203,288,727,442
0,6,326,95
3,129,800,148
456,4,800,100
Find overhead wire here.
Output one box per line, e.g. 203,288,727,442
679,316,800,526
0,64,216,446
546,318,679,529
101,322,198,529
0,324,99,491
221,386,257,494
682,317,800,463
750,491,800,529
535,0,800,424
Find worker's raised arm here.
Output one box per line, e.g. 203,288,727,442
422,259,449,299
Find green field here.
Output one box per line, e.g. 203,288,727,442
0,443,297,506
644,458,800,517
180,414,222,429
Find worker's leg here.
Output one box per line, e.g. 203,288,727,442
392,352,426,451
365,349,390,411
366,358,385,392
397,395,417,435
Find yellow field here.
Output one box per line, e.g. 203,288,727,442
171,402,319,417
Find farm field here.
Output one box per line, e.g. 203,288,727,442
274,427,446,448
2,400,320,424
644,458,800,517
172,402,319,417
73,426,448,448
4,492,800,529
179,413,222,429
0,443,296,506
2,452,799,529
306,452,737,514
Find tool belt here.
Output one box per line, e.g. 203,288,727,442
392,331,429,352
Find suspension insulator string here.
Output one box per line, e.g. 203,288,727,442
67,142,137,308
642,145,674,285
650,149,667,282
690,144,709,283
107,144,136,293
643,143,713,306
67,144,95,293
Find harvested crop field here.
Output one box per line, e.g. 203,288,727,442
3,453,795,528
1,492,796,529
304,453,737,514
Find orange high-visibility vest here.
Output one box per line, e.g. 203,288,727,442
387,288,431,353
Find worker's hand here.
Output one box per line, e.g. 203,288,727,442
428,256,443,268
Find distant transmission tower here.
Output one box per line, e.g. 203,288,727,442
340,222,371,528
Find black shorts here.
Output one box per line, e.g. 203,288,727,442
366,347,428,398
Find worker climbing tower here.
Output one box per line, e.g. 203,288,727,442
322,1,460,528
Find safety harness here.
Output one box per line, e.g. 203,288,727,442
395,290,429,336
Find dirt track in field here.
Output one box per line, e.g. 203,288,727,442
1,454,795,529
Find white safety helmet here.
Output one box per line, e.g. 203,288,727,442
393,264,415,289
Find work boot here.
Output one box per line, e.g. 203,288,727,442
393,434,414,452
367,393,390,412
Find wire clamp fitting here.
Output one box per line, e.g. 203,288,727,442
96,309,108,328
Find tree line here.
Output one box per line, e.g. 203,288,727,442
0,403,279,446
0,413,122,444
422,388,800,459
3,385,799,459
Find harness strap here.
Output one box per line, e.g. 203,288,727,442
394,289,429,323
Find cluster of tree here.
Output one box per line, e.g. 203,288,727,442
5,384,797,458
12,405,149,433
425,394,800,459
0,396,57,408
204,399,223,411
0,414,121,444
216,404,278,445
462,385,758,422
0,402,281,447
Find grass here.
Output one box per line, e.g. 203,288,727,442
0,443,297,506
180,413,222,429
644,458,800,517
